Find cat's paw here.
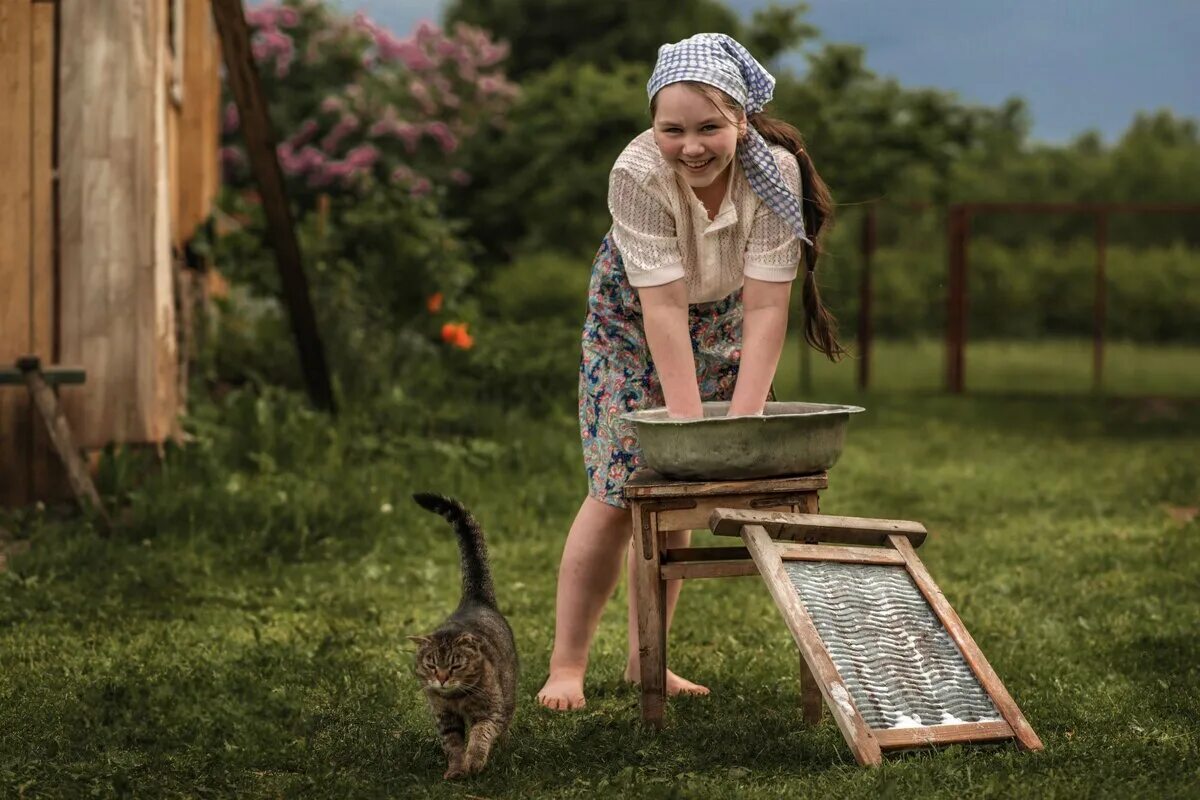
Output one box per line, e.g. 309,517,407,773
443,763,467,780
463,755,488,775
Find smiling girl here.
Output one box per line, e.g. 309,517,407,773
537,33,844,711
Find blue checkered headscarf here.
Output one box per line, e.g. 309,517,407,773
647,33,810,245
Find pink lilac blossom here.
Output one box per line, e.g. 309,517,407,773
396,123,421,153
476,76,501,96
456,60,477,83
344,144,380,170
410,177,432,197
277,142,327,176
475,42,508,68
321,160,357,185
321,114,360,153
391,37,436,71
423,121,458,154
413,21,439,43
288,119,320,146
408,79,436,114
449,169,471,186
246,4,300,30
251,28,295,77
391,165,415,184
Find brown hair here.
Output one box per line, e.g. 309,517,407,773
651,82,845,361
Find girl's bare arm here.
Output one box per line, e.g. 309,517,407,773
729,276,792,415
638,280,702,418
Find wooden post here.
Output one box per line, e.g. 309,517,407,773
1093,212,1108,394
631,500,668,727
210,0,336,414
945,205,969,394
789,499,824,725
857,204,876,392
887,534,1043,752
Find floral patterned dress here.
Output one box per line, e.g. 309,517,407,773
579,233,744,508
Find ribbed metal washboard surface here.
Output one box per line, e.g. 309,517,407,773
783,561,1001,730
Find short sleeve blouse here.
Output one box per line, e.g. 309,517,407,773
607,129,804,304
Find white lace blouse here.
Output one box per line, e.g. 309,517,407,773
607,129,804,304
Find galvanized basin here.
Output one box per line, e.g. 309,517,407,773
622,401,864,481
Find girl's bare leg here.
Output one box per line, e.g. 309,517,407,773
624,531,710,695
536,496,632,710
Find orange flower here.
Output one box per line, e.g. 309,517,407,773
440,321,474,349
426,292,444,313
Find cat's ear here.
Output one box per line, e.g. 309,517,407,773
407,635,432,648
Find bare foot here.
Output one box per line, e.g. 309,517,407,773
624,665,711,696
537,667,587,710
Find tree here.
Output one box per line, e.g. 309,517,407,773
451,61,649,260
444,0,817,79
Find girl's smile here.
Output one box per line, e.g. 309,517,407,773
651,83,745,194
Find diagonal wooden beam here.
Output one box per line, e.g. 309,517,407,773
742,525,883,766
210,0,336,414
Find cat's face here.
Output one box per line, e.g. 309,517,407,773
410,632,484,696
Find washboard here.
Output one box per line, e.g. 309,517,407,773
710,508,1043,766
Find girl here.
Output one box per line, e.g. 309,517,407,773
537,33,843,711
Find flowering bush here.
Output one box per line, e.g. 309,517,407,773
221,0,518,205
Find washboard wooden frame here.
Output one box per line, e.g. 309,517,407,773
710,508,1043,767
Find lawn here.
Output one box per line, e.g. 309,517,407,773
777,337,1200,397
1,353,1198,797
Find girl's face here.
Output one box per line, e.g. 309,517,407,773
652,83,745,191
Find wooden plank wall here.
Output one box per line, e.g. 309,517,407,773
58,0,179,449
2,0,220,506
0,0,57,506
176,0,221,248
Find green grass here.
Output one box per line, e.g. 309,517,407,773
777,337,1200,397
1,378,1198,797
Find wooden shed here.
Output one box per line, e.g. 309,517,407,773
0,0,222,507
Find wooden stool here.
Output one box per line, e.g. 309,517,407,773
625,468,828,728
1,357,109,531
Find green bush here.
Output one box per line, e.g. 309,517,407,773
483,250,592,327
202,184,478,400
809,230,1200,343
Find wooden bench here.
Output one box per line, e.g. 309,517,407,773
625,469,827,728
1,357,109,531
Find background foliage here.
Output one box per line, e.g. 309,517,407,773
202,0,1200,412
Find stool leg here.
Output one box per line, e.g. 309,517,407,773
799,657,823,725
631,500,666,727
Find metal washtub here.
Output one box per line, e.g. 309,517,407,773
622,401,864,481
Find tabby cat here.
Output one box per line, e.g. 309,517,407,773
409,493,518,780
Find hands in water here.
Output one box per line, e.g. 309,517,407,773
665,402,765,419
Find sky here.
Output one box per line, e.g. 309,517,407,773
343,0,1198,144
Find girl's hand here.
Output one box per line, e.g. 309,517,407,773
726,402,764,417
667,403,703,420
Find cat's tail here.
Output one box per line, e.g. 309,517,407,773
412,493,498,609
